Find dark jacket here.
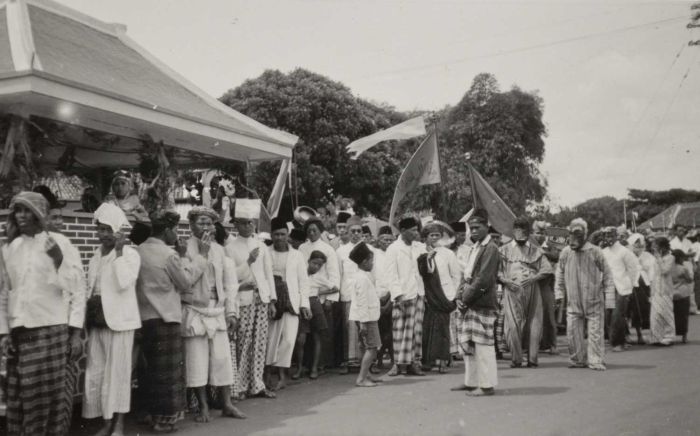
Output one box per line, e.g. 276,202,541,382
459,238,500,311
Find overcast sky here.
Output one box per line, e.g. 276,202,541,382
59,0,700,206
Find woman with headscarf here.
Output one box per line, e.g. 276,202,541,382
0,192,86,436
650,237,675,346
627,233,653,344
104,170,151,244
82,203,141,436
417,221,460,373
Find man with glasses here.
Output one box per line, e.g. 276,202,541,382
336,216,365,373
225,206,277,399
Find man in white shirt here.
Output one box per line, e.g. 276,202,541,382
385,217,426,377
0,192,86,436
671,224,698,314
225,212,277,399
298,218,341,370
602,227,641,352
336,215,365,373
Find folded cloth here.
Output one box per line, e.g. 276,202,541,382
181,304,226,339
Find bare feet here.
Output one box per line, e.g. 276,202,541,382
195,405,211,423
387,364,399,377
151,423,177,434
274,380,287,391
222,404,247,419
588,363,606,371
309,369,319,379
356,380,378,387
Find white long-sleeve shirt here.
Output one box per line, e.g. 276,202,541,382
384,238,426,301
349,270,380,323
225,235,276,304
0,232,86,334
602,242,641,296
299,239,340,302
337,241,360,302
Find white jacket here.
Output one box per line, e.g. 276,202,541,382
88,245,142,331
269,247,310,313
225,235,276,304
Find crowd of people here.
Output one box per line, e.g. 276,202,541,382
0,171,697,436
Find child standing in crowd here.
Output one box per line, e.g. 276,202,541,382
348,242,383,387
294,250,331,380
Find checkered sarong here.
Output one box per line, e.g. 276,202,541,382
392,296,424,365
6,325,73,436
495,286,507,353
458,308,496,350
138,319,186,426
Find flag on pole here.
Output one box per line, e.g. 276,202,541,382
468,162,516,236
346,116,426,160
388,131,441,225
266,158,291,218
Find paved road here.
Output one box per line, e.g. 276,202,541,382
75,319,700,436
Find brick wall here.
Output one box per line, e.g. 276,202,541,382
0,210,234,269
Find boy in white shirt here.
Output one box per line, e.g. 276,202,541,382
348,242,383,387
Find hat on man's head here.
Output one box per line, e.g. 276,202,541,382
450,221,466,233
233,198,261,220
349,242,373,265
362,225,372,236
398,216,419,231
290,228,306,242
271,217,288,232
347,215,363,227
378,225,394,236
467,209,488,225
336,212,351,224
187,206,219,223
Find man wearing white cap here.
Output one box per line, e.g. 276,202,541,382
225,199,277,399
83,203,141,436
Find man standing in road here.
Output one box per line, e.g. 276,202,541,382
556,218,614,371
385,216,427,377
451,209,499,396
602,227,641,352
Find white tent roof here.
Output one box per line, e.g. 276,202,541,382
0,0,297,167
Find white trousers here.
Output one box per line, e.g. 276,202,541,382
82,328,135,419
266,313,299,368
463,343,498,389
184,330,235,388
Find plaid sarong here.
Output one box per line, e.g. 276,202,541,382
495,286,507,353
458,308,496,350
137,319,185,426
392,296,425,365
6,325,73,436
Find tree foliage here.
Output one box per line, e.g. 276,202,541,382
220,70,548,221
220,68,407,217
408,73,548,221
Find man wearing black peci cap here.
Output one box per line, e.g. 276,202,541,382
385,216,427,377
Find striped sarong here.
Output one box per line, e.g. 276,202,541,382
458,308,496,349
6,325,73,436
392,296,424,365
137,319,185,426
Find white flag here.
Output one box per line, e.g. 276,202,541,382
346,116,426,160
388,131,441,224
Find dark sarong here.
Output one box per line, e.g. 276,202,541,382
418,253,457,365
629,280,651,330
6,325,73,436
137,319,185,426
673,297,690,336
